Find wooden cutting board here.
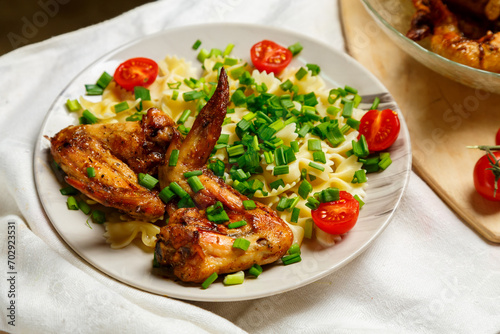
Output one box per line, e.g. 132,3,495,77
340,0,500,243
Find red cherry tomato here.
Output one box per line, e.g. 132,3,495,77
496,128,500,145
250,40,293,74
358,109,401,152
311,191,360,235
473,150,500,201
113,57,158,91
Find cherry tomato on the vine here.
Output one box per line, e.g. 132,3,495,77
250,40,293,74
113,57,159,91
358,109,401,152
311,191,360,235
473,150,500,201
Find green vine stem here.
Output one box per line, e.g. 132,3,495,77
467,145,500,196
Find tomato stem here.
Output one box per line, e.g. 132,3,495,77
467,145,500,151
470,146,500,197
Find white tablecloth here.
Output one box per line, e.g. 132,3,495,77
1,1,499,333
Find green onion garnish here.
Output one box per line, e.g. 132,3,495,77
192,39,202,50
177,109,191,124
327,106,340,116
306,64,320,76
342,101,354,118
288,42,303,56
232,238,251,251
273,165,289,176
352,169,367,184
168,82,182,89
184,170,203,178
201,272,218,289
187,175,204,193
178,196,196,208
308,139,322,151
96,72,113,89
224,57,238,66
298,180,313,199
305,196,320,210
82,110,99,124
223,43,235,56
87,167,96,178
138,173,159,189
227,144,245,157
85,84,103,95
66,99,81,112
370,97,380,110
354,194,365,208
309,162,325,171
378,154,392,170
227,220,247,229
169,149,179,166
313,151,326,164
197,48,210,63
169,182,189,198
113,101,129,113
295,67,308,80
183,90,205,101
172,90,179,100
243,200,256,210
288,243,301,255
206,201,230,224
91,210,106,224
60,186,78,196
231,90,247,106
291,207,300,223
344,85,358,94
67,196,79,210
248,264,263,277
223,271,245,285
134,86,151,101
159,187,176,203
282,253,301,265
78,200,91,215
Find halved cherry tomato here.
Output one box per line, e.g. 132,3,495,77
311,191,360,235
358,109,401,152
113,57,159,91
473,150,500,201
496,128,500,145
250,40,292,74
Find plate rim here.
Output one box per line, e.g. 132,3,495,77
33,22,412,302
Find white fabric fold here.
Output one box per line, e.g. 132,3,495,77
0,0,499,333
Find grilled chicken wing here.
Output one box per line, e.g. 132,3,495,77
50,108,177,220
155,68,294,283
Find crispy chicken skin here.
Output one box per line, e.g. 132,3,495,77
155,68,294,283
50,108,177,220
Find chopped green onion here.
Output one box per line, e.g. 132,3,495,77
223,271,244,285
371,97,380,110
183,90,205,101
201,272,218,289
290,141,299,153
138,173,159,189
206,201,230,224
352,169,367,184
178,196,196,208
184,170,203,178
353,94,362,108
288,42,303,56
295,67,308,80
309,162,325,171
60,186,78,196
344,85,358,94
85,84,103,95
232,238,251,251
346,118,360,130
172,90,179,100
273,165,289,176
231,90,247,106
78,200,91,215
192,39,202,50
87,167,96,178
187,175,204,192
280,79,293,91
243,200,256,210
197,48,210,63
212,62,224,71
224,57,239,66
297,123,311,137
159,187,176,203
169,149,179,166
291,207,300,223
134,86,151,101
378,154,392,170
113,101,129,113
82,110,99,124
298,180,313,199
354,194,365,208
305,196,320,210
177,109,191,124
342,101,354,118
317,187,340,203
91,210,106,224
67,196,79,210
303,92,319,107
288,243,301,255
313,151,326,164
248,264,263,277
66,99,81,112
227,144,245,157
169,182,189,198
209,48,222,57
327,106,341,116
96,72,113,89
306,64,320,76
227,220,247,229
308,139,322,151
270,179,285,190
208,159,225,177
282,253,301,265
352,136,369,158
223,43,235,56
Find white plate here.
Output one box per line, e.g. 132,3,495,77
34,23,411,302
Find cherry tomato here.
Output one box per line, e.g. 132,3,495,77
311,191,360,235
358,109,401,152
496,128,500,145
113,57,158,91
473,150,500,201
250,40,293,74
